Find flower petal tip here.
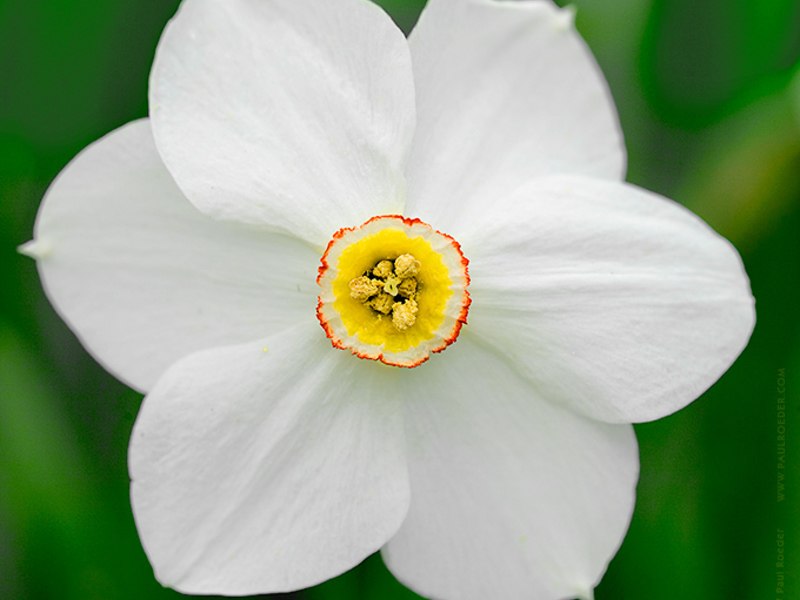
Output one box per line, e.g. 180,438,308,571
554,5,577,32
578,586,596,600
17,239,52,260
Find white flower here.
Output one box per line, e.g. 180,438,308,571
22,0,755,599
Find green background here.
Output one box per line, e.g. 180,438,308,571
1,0,798,598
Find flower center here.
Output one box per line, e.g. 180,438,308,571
348,253,420,331
317,215,470,368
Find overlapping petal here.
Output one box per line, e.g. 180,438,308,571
129,323,410,595
149,0,417,245
30,119,318,392
462,175,755,424
382,336,638,600
405,0,626,233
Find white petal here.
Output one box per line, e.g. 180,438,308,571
129,324,410,595
382,337,638,600
463,175,755,423
150,0,416,245
404,0,625,232
32,119,318,393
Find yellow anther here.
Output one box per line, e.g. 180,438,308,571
392,299,419,331
349,276,380,301
397,278,417,299
369,292,394,315
395,254,421,279
373,260,394,279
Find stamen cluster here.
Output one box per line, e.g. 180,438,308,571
349,254,421,331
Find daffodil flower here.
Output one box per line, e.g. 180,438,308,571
21,0,755,598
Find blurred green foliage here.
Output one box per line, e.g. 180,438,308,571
1,0,798,599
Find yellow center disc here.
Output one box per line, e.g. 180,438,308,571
317,215,470,368
332,227,452,353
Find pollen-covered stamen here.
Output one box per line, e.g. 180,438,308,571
397,278,417,298
392,298,418,331
373,260,393,279
370,292,394,315
349,276,380,301
349,254,421,330
394,253,420,279
317,215,470,368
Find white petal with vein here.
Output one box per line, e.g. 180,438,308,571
382,337,638,600
32,119,317,392
130,324,410,595
405,0,625,233
463,175,755,423
150,0,416,245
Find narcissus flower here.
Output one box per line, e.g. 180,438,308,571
22,0,755,598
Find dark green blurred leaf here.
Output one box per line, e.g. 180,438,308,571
371,0,426,34
307,553,425,600
0,321,144,600
641,0,800,127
